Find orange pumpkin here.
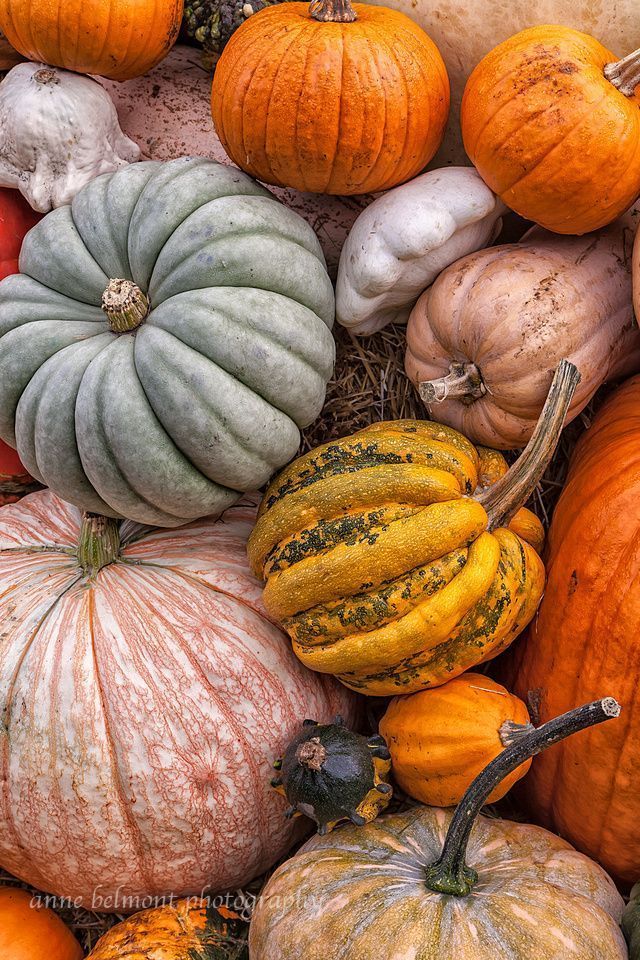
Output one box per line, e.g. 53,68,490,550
462,26,640,234
0,0,182,80
501,375,640,883
211,0,450,195
0,887,83,960
380,673,532,806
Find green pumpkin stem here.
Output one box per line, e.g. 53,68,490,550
78,513,122,578
478,359,581,530
309,0,357,22
102,278,150,333
423,697,621,897
419,362,486,406
604,49,640,97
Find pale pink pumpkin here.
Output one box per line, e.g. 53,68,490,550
0,491,357,909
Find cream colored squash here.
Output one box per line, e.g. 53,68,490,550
370,0,640,167
336,167,504,334
0,62,140,213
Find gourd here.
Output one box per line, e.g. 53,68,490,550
0,157,335,526
379,673,532,806
0,63,141,213
211,0,449,196
406,214,640,449
0,887,83,960
501,374,640,884
250,698,627,960
461,26,640,235
0,0,183,80
100,44,374,277
336,167,505,335
271,717,392,833
0,490,356,905
247,361,578,696
0,186,41,279
87,899,248,959
183,0,286,61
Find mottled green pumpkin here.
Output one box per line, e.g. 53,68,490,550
0,157,335,526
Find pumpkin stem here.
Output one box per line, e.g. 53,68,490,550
78,513,122,578
604,49,640,97
102,279,150,333
296,738,327,771
498,719,535,746
477,359,580,530
423,697,621,897
419,362,486,406
309,0,357,22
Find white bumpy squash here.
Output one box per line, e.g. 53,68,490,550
0,157,335,526
336,167,504,334
0,490,357,907
0,62,140,212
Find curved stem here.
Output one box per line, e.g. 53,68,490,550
102,279,150,333
419,362,486,405
478,359,580,530
309,0,357,22
78,513,121,578
424,697,621,896
604,49,640,97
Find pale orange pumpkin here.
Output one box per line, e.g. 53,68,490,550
0,887,83,960
211,0,450,195
0,0,182,80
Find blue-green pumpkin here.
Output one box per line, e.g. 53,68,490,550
0,157,335,526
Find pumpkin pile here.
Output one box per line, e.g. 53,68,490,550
1,2,640,958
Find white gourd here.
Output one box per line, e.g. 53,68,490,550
0,62,141,212
335,168,505,335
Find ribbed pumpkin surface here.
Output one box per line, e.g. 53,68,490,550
0,491,356,905
502,375,640,883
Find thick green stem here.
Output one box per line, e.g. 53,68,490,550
309,0,357,22
78,513,121,578
604,49,640,98
102,279,149,333
478,359,580,530
424,697,620,896
419,362,486,406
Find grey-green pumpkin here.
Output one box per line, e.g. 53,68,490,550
0,157,335,526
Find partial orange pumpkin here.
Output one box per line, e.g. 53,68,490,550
462,26,640,234
0,0,182,80
211,0,450,195
0,887,83,960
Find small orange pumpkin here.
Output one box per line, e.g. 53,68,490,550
0,887,83,960
380,672,532,806
211,0,450,195
462,26,640,234
0,0,182,80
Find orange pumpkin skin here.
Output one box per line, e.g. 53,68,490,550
0,887,83,960
462,26,640,234
502,375,640,883
0,0,182,80
380,673,532,806
211,3,450,195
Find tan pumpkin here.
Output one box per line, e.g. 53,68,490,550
406,213,640,449
250,698,626,960
380,672,532,806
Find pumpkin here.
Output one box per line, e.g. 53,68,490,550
500,375,640,884
0,157,335,526
0,887,83,960
247,361,579,696
379,672,532,807
335,167,505,335
406,213,640,449
0,490,357,906
271,717,392,833
461,26,640,235
250,698,626,960
634,223,640,321
87,899,248,959
211,0,449,196
0,63,141,213
0,0,182,81
623,884,640,959
0,186,41,281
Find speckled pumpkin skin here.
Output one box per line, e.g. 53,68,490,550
247,420,544,695
249,807,627,960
